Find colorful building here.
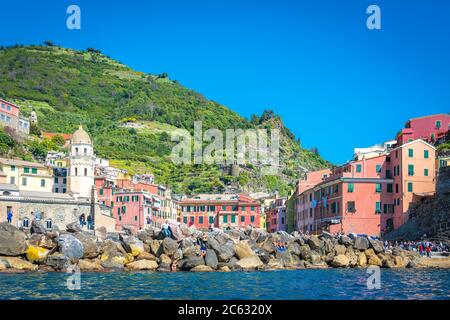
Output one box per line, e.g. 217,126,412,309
390,139,436,229
179,194,260,230
111,190,157,231
266,198,287,233
294,139,436,237
0,99,29,134
396,114,450,146
0,158,53,193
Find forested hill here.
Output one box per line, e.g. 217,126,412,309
0,44,329,195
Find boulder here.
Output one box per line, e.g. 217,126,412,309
367,255,382,267
0,257,8,270
78,259,104,271
219,265,231,272
357,252,367,267
353,237,370,250
122,225,136,236
58,234,84,263
364,248,376,259
345,249,358,267
276,251,302,268
137,252,157,261
323,239,335,254
180,224,192,238
331,255,350,268
234,240,256,259
308,252,322,265
159,254,172,265
120,234,145,257
190,265,214,272
368,238,384,254
95,227,107,241
320,231,334,240
334,244,346,255
30,220,47,234
395,256,408,268
298,244,311,260
174,249,183,261
259,238,276,254
45,253,70,270
127,259,158,271
161,237,179,257
29,234,57,250
338,235,353,247
66,222,82,233
209,238,235,262
0,222,28,256
307,236,323,251
149,240,162,256
74,232,99,259
267,257,285,270
205,249,218,269
26,245,49,264
4,257,38,271
178,255,205,270
235,255,263,270
288,242,301,256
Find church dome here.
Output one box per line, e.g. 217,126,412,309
72,125,92,145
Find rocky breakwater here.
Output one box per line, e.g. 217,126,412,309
1,221,449,273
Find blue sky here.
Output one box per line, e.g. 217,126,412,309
1,0,449,164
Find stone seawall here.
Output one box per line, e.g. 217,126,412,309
1,222,448,273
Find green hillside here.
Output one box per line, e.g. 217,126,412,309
0,44,329,195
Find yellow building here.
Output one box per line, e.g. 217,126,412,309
0,158,53,193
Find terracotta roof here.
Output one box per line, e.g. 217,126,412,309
42,132,73,140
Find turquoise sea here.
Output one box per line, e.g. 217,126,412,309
0,269,449,300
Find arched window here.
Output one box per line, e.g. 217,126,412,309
84,148,87,155
75,167,78,176
84,168,88,176
23,218,30,228
46,219,52,229
75,147,79,155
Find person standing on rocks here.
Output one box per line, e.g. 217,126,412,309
161,220,172,239
6,209,13,224
197,234,208,257
87,215,93,230
79,214,86,229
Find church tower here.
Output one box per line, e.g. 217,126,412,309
68,125,95,199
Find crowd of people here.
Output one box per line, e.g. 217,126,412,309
384,240,449,256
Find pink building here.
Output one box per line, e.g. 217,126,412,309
295,139,436,237
0,98,29,134
179,194,260,230
389,139,436,229
267,198,287,233
112,190,157,231
396,114,450,146
311,155,393,237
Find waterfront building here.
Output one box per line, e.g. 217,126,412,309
111,190,156,231
179,194,261,230
0,158,53,193
396,114,450,146
266,198,287,233
294,139,436,237
390,139,436,229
